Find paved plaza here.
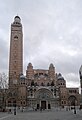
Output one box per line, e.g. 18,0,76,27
0,109,82,120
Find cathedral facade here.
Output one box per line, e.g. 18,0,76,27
0,16,80,110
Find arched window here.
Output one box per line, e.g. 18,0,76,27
62,101,63,104
41,82,44,86
47,82,50,86
64,101,66,104
31,80,34,86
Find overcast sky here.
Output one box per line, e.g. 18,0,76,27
0,0,82,88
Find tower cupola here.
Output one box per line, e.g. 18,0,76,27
14,15,21,24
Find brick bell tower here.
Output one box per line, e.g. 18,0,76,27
9,16,23,87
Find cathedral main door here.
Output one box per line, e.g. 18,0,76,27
41,101,46,110
35,88,53,109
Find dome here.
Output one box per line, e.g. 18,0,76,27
14,15,21,23
15,15,20,19
49,63,54,67
28,63,32,66
57,76,64,80
20,74,26,80
57,73,64,80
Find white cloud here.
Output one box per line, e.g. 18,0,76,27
65,73,80,88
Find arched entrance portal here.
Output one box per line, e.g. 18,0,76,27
68,95,77,106
35,88,53,110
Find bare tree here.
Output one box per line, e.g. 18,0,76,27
0,73,8,89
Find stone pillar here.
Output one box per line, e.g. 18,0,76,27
46,101,48,109
40,100,41,108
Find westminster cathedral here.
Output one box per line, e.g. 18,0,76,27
0,16,80,110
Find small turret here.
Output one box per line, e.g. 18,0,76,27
48,63,55,84
57,73,64,80
49,63,54,70
27,63,33,69
26,63,34,80
57,73,66,88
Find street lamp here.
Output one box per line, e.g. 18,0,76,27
79,65,82,109
68,101,70,111
13,101,16,115
74,100,77,114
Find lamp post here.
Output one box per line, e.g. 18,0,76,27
68,101,70,111
14,101,16,115
79,65,82,109
74,100,76,114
